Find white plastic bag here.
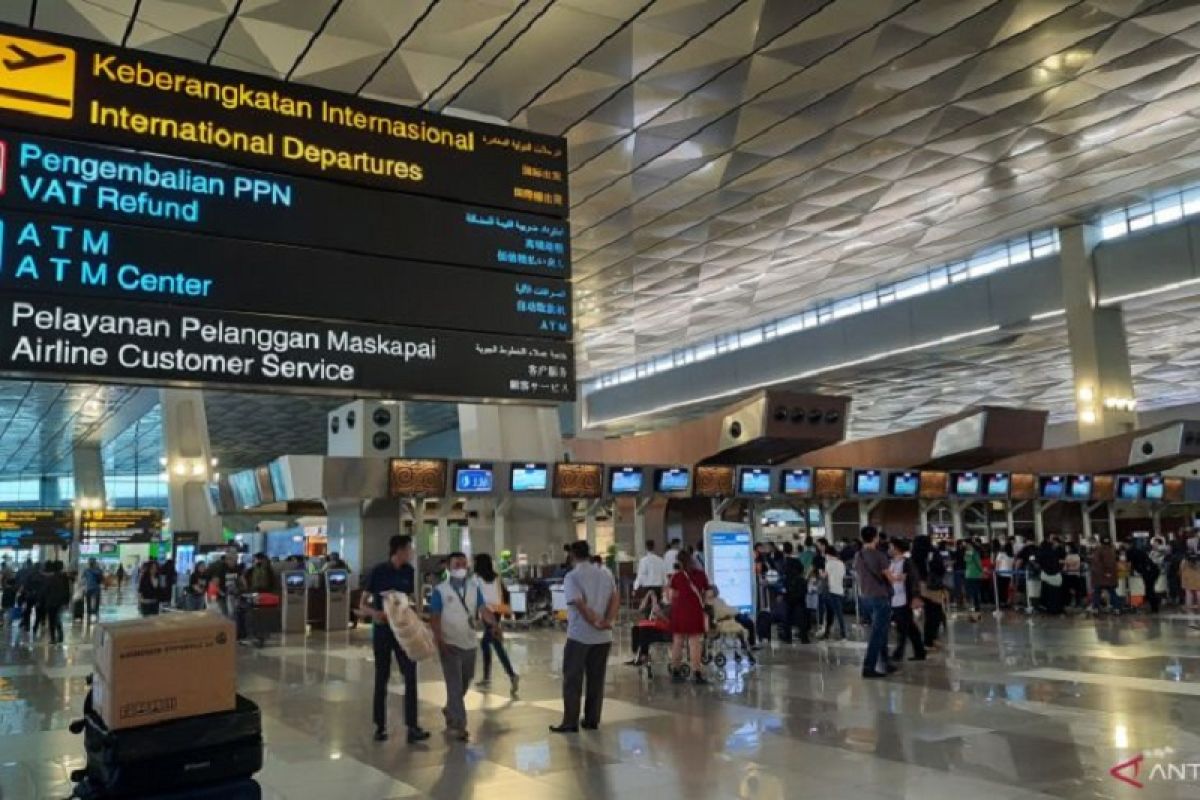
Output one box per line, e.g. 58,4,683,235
381,591,436,661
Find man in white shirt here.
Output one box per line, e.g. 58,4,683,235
633,540,666,602
663,539,682,574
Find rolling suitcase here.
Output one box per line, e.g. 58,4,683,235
754,584,772,642
73,597,86,622
70,690,263,799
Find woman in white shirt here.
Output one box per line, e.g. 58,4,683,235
995,544,1015,608
474,553,519,696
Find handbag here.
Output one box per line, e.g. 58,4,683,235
1041,572,1063,587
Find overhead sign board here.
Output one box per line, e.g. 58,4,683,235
0,509,72,547
80,508,161,543
0,293,574,402
2,133,569,278
0,26,568,216
0,209,570,338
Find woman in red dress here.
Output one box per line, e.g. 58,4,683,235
668,550,711,683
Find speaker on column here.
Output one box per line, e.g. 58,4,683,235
327,400,402,457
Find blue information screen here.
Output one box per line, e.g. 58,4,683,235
1040,476,1065,499
739,469,771,495
1068,475,1092,500
511,465,548,492
1117,476,1142,501
890,472,919,497
854,470,882,495
986,473,1010,496
609,468,643,494
708,530,755,615
953,472,980,496
455,466,494,493
781,469,812,495
1144,477,1164,500
655,468,689,493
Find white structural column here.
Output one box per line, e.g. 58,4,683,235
458,404,572,560
1059,223,1138,442
160,389,220,544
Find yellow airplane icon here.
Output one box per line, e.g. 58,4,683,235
0,33,75,120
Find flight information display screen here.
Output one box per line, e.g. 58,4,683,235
889,471,919,497
780,469,812,496
738,468,771,496
454,464,494,494
853,469,883,496
510,464,548,493
1068,475,1092,500
1039,475,1066,499
609,467,643,494
952,472,981,496
985,473,1010,497
1117,476,1142,501
655,468,690,493
1144,476,1165,500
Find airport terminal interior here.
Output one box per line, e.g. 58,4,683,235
4,0,1200,798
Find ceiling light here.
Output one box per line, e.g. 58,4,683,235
1078,386,1094,402
1080,408,1097,425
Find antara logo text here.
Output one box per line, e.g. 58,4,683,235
1111,752,1200,789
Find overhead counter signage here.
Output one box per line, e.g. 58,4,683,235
0,293,574,402
0,509,72,547
0,27,568,217
0,133,569,278
80,508,161,544
0,208,571,338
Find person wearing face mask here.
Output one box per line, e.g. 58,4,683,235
428,553,497,742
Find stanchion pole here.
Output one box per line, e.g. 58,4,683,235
992,568,1003,619
1025,567,1036,615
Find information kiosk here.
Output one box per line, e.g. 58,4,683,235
323,569,350,633
281,570,308,634
703,521,756,616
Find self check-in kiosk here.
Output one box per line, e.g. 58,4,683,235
281,570,307,634
323,569,349,632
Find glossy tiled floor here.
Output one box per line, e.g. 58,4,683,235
3,595,1200,799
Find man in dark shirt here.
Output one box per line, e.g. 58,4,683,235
853,527,896,679
367,534,429,744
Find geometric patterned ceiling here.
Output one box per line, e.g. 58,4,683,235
595,283,1200,441
11,0,1200,383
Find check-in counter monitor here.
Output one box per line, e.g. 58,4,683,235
453,462,496,496
654,466,692,496
281,570,307,634
1117,475,1143,502
1144,476,1165,501
852,469,883,498
985,472,1011,499
324,569,349,632
1039,474,1067,500
887,471,919,499
736,467,772,499
1067,474,1093,501
777,468,812,498
950,471,981,499
510,463,551,498
607,465,647,498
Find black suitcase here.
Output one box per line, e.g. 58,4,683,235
73,598,86,621
72,777,262,799
71,691,262,799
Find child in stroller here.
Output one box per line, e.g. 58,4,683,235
626,589,672,677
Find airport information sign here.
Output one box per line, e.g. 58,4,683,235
0,27,568,216
0,25,574,403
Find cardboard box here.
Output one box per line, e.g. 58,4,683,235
92,612,236,730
